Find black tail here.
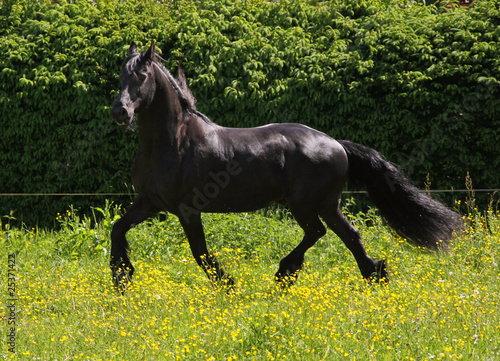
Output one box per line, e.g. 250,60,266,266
338,140,463,251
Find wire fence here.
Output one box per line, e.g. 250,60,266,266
1,189,499,197
343,189,500,194
0,193,132,197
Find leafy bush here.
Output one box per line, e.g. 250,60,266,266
1,0,499,226
0,0,172,225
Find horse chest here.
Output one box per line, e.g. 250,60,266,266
131,154,182,207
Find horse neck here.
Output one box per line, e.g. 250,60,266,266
137,64,214,153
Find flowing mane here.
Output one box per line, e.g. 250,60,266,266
153,57,219,127
156,59,216,125
175,63,197,108
124,50,196,113
153,60,196,112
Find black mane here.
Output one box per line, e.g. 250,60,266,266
153,59,196,112
126,51,197,112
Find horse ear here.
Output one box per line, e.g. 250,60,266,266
177,61,197,107
128,42,137,56
144,41,156,62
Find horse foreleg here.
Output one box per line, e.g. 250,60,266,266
275,212,326,285
179,212,234,287
321,208,388,282
110,196,157,292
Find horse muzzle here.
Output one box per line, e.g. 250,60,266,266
111,102,135,130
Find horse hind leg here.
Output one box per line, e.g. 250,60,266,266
275,211,326,285
320,207,388,282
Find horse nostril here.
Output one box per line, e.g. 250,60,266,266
111,105,129,122
118,108,128,119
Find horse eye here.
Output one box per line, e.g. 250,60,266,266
135,72,147,82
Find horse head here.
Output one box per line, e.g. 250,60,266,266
111,42,157,130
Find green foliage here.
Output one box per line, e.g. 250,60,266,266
0,0,176,225
52,200,123,259
1,0,499,226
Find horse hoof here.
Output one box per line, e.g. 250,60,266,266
216,274,235,292
274,269,300,288
275,256,303,287
111,263,135,294
369,259,389,284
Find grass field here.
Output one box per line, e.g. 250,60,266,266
1,201,499,360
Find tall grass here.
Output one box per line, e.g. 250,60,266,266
1,201,499,360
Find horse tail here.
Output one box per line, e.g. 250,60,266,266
337,140,463,251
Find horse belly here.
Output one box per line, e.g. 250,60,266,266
182,163,286,213
206,184,284,212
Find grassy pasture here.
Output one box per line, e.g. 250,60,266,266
1,203,499,360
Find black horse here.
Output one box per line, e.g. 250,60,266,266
110,42,462,290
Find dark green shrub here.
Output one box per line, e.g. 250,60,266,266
1,0,498,227
0,0,176,225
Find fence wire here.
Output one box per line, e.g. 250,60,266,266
1,189,499,197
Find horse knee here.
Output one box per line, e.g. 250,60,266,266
300,219,326,239
342,228,362,248
304,223,327,246
316,224,327,238
111,218,126,242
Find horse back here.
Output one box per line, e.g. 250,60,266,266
195,123,349,210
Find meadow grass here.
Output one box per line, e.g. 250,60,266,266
1,203,499,360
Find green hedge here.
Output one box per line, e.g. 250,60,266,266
1,0,499,226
